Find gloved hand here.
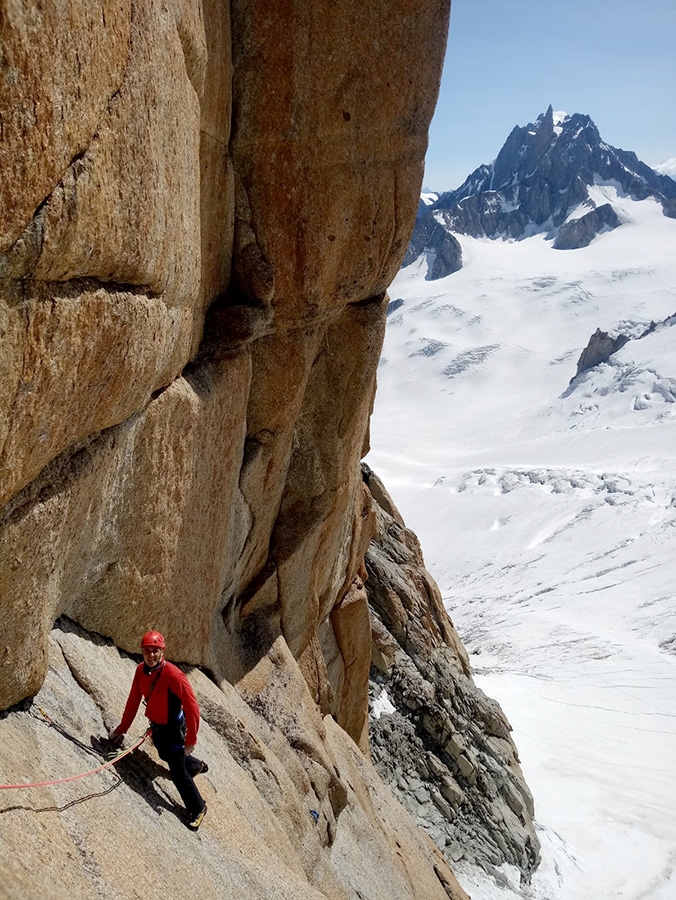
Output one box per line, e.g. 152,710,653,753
107,729,124,750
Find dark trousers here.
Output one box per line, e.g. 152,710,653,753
151,723,205,818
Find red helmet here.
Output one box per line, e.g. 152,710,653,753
140,630,165,649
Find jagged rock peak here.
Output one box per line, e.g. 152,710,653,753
435,107,675,217
572,311,676,381
575,327,631,376
405,107,676,277
490,104,557,192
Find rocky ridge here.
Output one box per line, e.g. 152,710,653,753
553,202,621,250
575,327,631,376
571,312,675,382
362,466,540,882
408,106,676,277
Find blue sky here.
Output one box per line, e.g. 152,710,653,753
424,0,676,190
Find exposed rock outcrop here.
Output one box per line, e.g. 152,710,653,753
402,213,462,280
362,465,540,881
575,327,631,375
554,203,622,250
402,205,462,280
425,229,463,280
569,313,675,389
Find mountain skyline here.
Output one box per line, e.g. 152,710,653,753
408,106,676,280
425,0,676,191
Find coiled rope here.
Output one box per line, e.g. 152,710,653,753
0,708,149,791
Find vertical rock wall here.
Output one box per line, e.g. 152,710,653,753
0,7,541,897
0,0,451,756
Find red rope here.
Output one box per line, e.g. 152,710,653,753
0,732,148,790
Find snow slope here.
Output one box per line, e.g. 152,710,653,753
369,195,676,899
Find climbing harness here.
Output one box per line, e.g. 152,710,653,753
0,708,149,791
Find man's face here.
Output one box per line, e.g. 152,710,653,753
141,646,164,669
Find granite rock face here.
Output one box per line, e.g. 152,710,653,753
362,465,540,881
0,3,537,897
0,2,477,897
0,0,450,719
0,619,468,900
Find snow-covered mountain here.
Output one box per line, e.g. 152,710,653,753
369,133,676,899
409,107,676,279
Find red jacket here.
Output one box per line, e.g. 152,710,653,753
118,661,200,746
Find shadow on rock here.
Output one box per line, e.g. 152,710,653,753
90,736,184,823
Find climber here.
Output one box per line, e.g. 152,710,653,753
107,630,208,831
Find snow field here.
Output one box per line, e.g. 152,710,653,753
369,195,676,899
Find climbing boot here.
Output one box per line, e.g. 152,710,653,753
187,804,207,831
